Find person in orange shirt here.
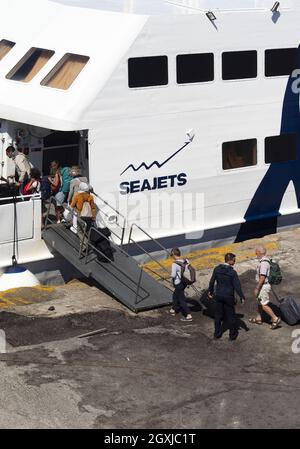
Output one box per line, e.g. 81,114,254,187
70,182,97,234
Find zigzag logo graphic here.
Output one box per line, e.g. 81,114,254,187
120,135,194,176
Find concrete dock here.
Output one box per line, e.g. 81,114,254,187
0,228,300,428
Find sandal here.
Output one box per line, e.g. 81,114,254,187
270,317,281,330
249,318,263,325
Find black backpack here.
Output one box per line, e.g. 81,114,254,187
176,260,196,286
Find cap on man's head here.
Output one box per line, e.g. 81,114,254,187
78,182,90,193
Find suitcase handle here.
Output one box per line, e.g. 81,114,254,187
271,286,283,304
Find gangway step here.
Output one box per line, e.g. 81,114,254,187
42,224,173,312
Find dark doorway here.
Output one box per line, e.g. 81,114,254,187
43,131,80,175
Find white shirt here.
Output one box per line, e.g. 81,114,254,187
256,256,270,283
172,259,189,285
13,152,32,182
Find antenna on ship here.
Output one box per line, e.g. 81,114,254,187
271,2,280,13
0,185,40,292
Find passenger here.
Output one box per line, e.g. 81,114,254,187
249,246,281,330
169,247,193,322
70,182,97,234
6,146,32,194
48,161,62,223
23,168,41,195
208,253,245,340
67,166,88,204
48,161,72,223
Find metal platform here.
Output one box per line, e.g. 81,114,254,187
42,223,173,312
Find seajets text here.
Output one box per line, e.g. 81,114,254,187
120,173,187,195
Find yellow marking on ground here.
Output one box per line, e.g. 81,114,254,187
142,239,280,280
0,286,55,309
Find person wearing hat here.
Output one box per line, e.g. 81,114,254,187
67,166,89,204
70,182,97,234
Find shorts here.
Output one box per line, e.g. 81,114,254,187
257,283,271,306
54,191,66,207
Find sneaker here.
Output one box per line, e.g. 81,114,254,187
180,316,193,322
70,226,78,235
169,309,176,316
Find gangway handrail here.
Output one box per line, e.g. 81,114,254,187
92,192,126,247
128,223,171,258
127,223,204,302
127,223,173,291
44,202,149,306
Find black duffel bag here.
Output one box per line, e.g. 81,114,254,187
90,226,114,262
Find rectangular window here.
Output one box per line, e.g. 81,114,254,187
222,139,257,170
265,48,298,77
41,53,90,90
128,56,168,88
265,134,298,163
6,47,54,83
176,53,214,84
222,51,257,80
0,39,15,60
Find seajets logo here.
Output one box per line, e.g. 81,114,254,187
119,130,194,195
120,173,187,195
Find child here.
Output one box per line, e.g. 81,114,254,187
70,182,97,234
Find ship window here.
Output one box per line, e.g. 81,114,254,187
0,40,15,60
6,48,54,83
128,56,168,88
222,139,257,170
265,48,298,77
176,53,214,84
265,134,298,163
222,51,257,80
41,53,90,90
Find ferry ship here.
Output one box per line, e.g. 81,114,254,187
1,0,300,277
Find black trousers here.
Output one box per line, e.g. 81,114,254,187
173,282,190,317
214,296,238,339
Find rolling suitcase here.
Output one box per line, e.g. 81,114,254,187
271,288,300,325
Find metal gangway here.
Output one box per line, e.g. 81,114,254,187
42,194,176,312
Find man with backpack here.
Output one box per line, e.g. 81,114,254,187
249,246,281,330
208,253,246,341
170,247,196,322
